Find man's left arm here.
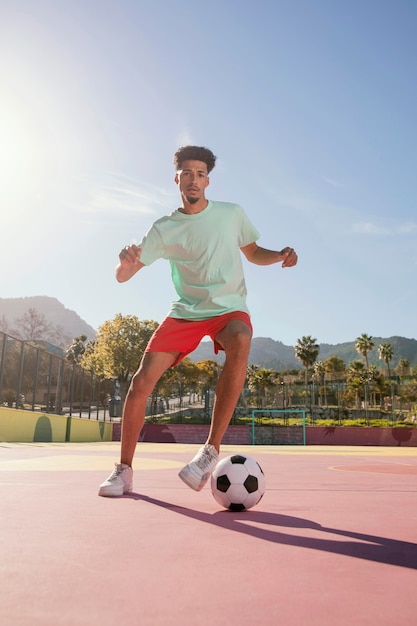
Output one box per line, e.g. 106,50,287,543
240,242,298,268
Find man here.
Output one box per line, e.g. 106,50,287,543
99,146,297,497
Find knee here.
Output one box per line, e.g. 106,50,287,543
225,326,251,356
127,370,153,398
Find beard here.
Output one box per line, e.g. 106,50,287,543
185,195,199,205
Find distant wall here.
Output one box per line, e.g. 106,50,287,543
306,426,417,447
0,407,112,443
112,422,417,447
112,422,251,445
3,410,415,446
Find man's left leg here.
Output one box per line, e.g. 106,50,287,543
179,320,251,490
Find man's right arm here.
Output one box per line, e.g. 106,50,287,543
115,244,145,283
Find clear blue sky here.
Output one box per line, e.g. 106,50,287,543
1,0,416,345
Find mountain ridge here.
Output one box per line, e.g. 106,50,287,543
0,296,96,343
1,297,415,368
190,335,417,369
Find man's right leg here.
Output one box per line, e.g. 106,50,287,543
98,350,178,497
120,351,178,467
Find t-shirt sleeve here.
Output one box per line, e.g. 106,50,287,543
138,225,165,266
237,206,261,247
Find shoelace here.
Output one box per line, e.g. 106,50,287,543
109,464,124,479
195,448,217,471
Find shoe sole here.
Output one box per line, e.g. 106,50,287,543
98,484,133,497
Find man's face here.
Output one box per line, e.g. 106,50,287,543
175,159,210,205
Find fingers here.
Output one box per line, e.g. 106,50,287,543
281,247,298,268
120,244,141,265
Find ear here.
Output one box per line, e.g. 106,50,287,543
174,173,179,184
205,176,210,188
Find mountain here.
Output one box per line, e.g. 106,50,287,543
189,337,299,369
190,335,417,369
1,297,416,370
318,337,417,367
0,296,96,343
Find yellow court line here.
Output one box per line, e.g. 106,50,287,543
329,463,417,476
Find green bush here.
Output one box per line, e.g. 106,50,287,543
145,412,416,428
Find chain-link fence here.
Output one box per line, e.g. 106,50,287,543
0,332,113,420
1,331,416,427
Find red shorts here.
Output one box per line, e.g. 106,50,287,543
145,311,252,367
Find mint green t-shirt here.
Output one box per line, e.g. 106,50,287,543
139,200,260,319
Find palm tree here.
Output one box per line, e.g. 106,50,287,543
294,336,320,387
347,360,366,408
367,365,385,408
313,360,326,405
378,342,394,380
355,333,374,369
247,366,276,408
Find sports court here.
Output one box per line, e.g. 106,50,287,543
1,442,416,625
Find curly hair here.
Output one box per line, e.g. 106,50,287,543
173,146,217,173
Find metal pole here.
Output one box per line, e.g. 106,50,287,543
251,409,255,445
302,410,306,445
69,364,75,416
16,340,25,408
45,354,53,412
79,369,85,417
0,333,8,397
32,348,40,411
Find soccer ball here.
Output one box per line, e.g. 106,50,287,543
211,454,265,511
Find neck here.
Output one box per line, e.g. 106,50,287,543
179,198,209,215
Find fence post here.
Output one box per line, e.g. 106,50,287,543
16,341,25,409
65,416,72,442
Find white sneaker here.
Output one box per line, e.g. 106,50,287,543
98,463,133,497
178,445,219,491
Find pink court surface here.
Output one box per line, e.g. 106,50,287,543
1,442,416,626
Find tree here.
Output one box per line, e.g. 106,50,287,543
355,333,374,369
11,308,67,347
157,358,220,414
294,336,319,386
312,360,326,405
346,360,366,408
66,335,88,365
0,315,10,333
396,358,410,382
247,366,277,408
159,357,200,408
312,360,325,383
324,356,346,378
400,380,417,407
81,314,158,383
378,342,394,380
196,359,220,394
366,365,386,408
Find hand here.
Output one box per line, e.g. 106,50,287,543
279,247,298,268
119,244,142,268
